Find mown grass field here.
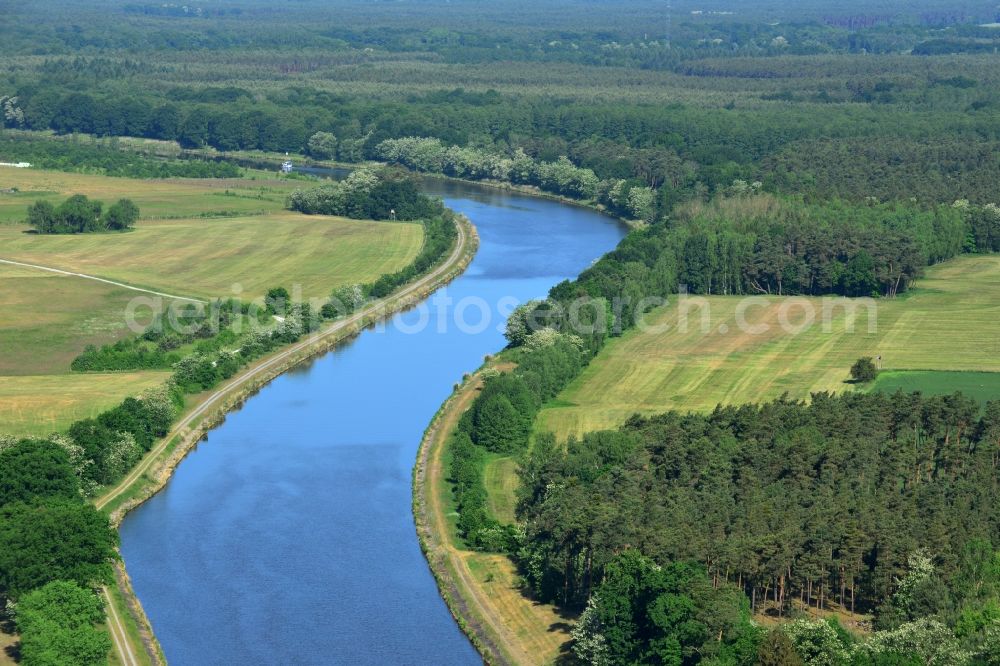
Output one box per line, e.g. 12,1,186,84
0,263,151,375
0,264,172,434
483,454,519,525
872,370,1000,408
0,167,425,438
0,372,171,437
0,212,424,299
0,167,298,223
535,255,1000,440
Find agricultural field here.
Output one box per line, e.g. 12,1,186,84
0,262,175,435
0,262,151,375
0,212,424,300
0,167,295,223
535,254,1000,440
0,372,171,438
872,370,1000,408
0,168,426,437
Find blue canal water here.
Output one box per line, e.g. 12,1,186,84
118,178,627,664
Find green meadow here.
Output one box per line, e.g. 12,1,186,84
535,255,1000,441
0,212,423,300
872,370,1000,409
0,167,295,223
0,168,425,437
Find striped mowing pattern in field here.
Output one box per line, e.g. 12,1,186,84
0,213,424,300
0,168,295,223
0,372,172,438
536,255,1000,441
0,168,428,438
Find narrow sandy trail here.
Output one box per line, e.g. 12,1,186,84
0,257,207,303
102,587,139,666
422,375,532,665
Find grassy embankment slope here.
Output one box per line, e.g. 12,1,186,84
415,367,573,666
0,167,423,436
420,254,1000,665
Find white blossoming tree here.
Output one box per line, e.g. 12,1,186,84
857,618,970,666
783,619,850,666
571,598,611,666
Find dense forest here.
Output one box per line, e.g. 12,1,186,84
2,0,1000,63
0,438,120,663
451,356,1000,662
452,352,1000,663
4,0,1000,208
0,133,241,178
517,392,1000,663
6,79,1000,205
4,0,1000,663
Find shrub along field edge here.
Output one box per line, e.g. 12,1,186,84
12,132,646,231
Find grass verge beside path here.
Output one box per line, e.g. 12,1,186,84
93,214,476,666
103,561,164,666
104,584,140,666
413,366,573,666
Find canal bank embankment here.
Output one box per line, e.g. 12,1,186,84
97,216,478,666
